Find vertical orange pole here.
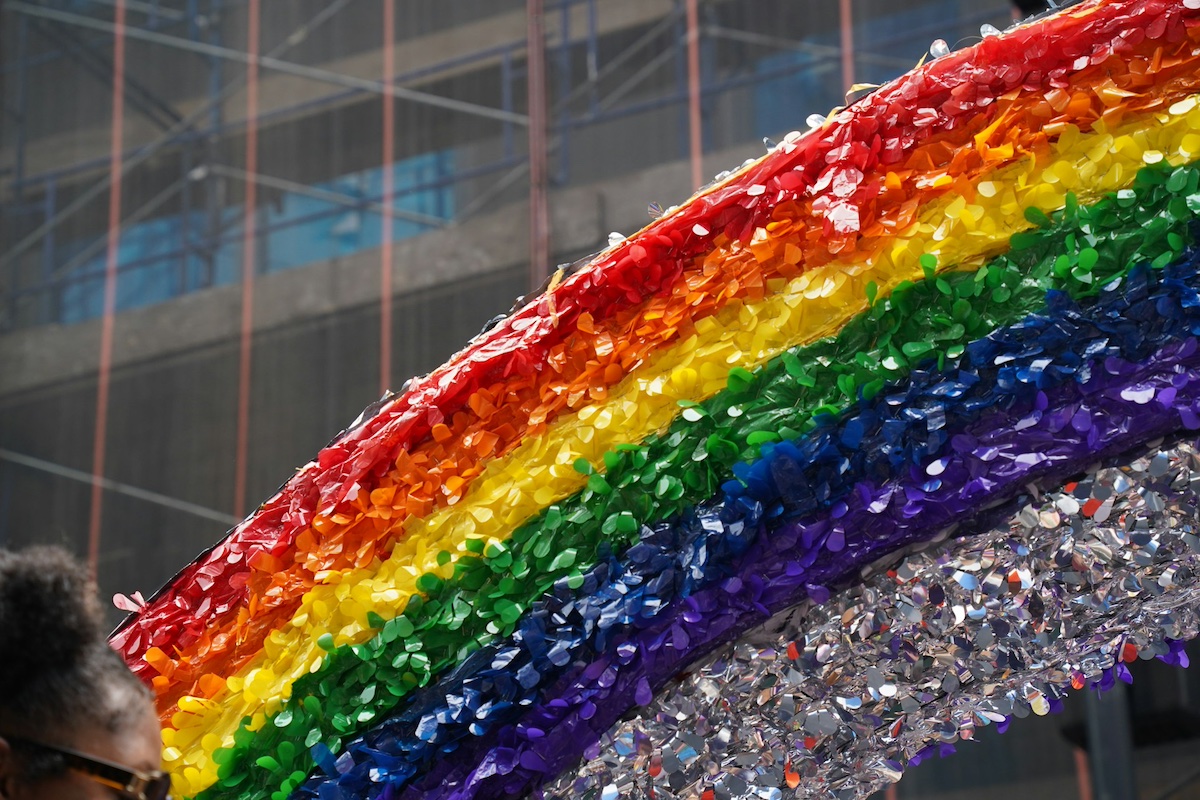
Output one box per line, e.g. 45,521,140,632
89,0,128,577
685,0,702,190
233,0,260,519
1074,748,1094,800
840,0,854,92
380,0,395,394
526,0,550,290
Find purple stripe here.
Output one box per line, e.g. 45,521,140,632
400,336,1200,800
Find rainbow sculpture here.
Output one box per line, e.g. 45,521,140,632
111,1,1200,797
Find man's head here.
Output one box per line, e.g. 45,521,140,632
0,547,165,799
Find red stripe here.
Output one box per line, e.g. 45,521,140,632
233,0,261,519
88,0,127,578
380,0,396,395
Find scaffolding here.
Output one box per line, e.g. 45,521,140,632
1,0,1005,331
0,0,1009,588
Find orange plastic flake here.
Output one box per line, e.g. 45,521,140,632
197,673,226,698
247,550,282,574
785,761,801,790
145,647,174,676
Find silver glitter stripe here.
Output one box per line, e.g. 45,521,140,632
547,439,1200,800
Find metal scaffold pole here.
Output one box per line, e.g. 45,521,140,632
685,0,702,191
526,0,550,291
380,0,396,394
87,0,127,578
840,0,855,90
1085,684,1137,800
232,0,260,520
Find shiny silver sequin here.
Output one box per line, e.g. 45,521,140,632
547,441,1200,800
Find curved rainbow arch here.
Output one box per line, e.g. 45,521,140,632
110,1,1200,798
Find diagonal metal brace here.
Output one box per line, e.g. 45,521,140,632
6,2,530,128
30,18,187,132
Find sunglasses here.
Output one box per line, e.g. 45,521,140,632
6,734,172,800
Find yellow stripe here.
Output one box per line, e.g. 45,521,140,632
162,98,1200,796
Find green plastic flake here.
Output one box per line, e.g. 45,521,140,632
900,341,933,359
1024,206,1051,227
415,573,444,594
1077,247,1099,271
726,367,755,393
548,548,578,570
255,757,281,773
587,473,613,494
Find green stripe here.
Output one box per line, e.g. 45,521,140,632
198,159,1199,800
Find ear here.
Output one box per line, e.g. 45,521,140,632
0,736,15,799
